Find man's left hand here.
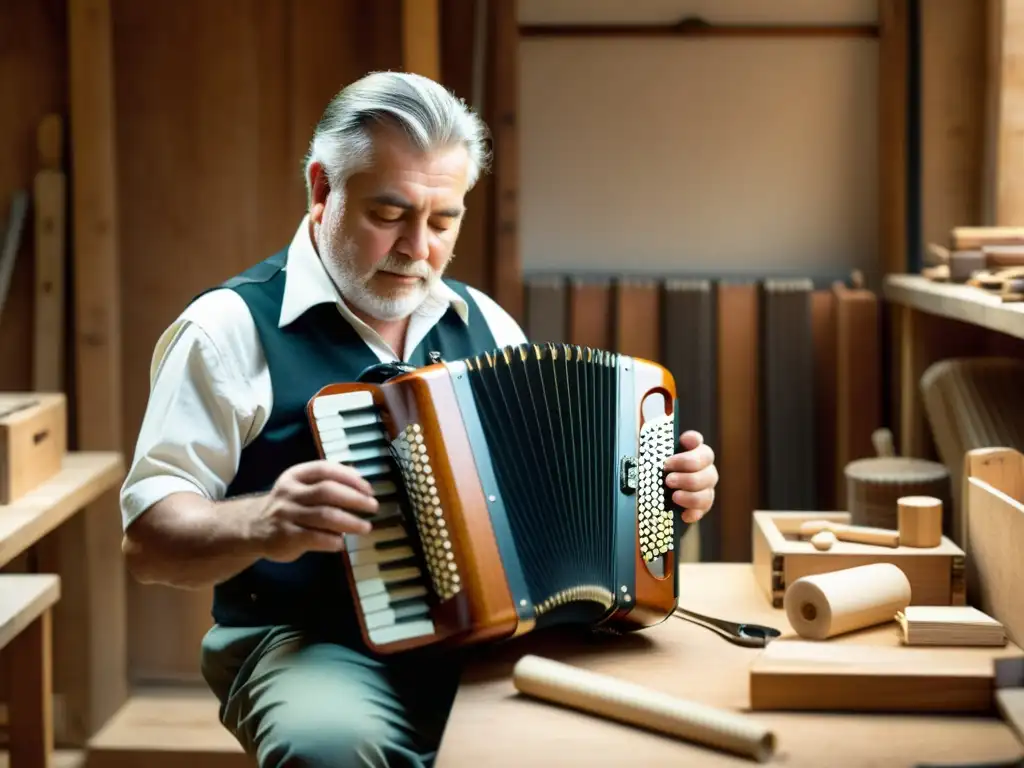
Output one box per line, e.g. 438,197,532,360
664,430,718,523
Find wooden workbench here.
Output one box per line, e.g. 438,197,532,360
437,563,1023,767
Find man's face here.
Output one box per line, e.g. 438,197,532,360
310,125,470,321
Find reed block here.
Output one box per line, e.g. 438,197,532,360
751,510,966,608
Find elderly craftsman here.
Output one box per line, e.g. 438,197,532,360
118,71,720,767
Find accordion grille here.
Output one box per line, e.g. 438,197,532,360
637,417,676,561
391,423,462,601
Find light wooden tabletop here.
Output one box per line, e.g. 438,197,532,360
437,563,1024,767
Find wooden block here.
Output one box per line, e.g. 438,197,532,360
896,606,1006,646
751,510,966,608
0,393,67,505
749,640,1011,713
898,495,943,547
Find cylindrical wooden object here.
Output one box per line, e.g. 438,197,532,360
784,563,912,640
799,520,899,547
845,456,951,531
512,655,777,763
897,496,943,547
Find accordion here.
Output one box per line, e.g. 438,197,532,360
306,342,685,654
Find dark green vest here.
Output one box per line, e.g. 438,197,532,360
206,248,498,644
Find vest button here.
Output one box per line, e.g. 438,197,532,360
249,593,258,602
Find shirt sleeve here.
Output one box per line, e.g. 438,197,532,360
119,291,265,531
466,286,528,347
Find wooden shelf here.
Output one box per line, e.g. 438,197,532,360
0,451,124,569
883,274,1024,341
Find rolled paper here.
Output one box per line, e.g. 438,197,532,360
512,654,776,763
784,563,912,640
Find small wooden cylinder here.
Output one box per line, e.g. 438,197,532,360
897,496,943,547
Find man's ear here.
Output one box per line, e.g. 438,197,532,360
308,162,330,225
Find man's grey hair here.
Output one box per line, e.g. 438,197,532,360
304,71,491,204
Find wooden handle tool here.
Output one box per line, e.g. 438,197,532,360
799,520,900,547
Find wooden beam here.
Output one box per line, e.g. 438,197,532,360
878,0,909,276
487,0,521,322
519,19,879,39
984,0,1024,225
56,0,128,746
403,0,440,80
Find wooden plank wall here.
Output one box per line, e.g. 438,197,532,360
522,273,883,562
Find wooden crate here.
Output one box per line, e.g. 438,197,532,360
751,510,966,608
0,394,67,505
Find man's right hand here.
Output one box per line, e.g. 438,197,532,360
246,460,379,562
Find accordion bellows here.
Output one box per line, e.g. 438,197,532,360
307,342,685,654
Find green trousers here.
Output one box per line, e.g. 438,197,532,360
200,624,462,767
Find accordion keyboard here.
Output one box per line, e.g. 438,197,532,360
312,390,436,646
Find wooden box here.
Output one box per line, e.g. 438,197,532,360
0,393,67,504
752,510,966,608
964,447,1024,647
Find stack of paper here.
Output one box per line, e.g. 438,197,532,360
896,606,1007,647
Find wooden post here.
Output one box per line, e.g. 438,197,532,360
487,0,521,322
984,0,1024,225
878,0,909,277
44,0,129,745
403,0,440,80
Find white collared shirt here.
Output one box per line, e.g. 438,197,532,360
120,216,526,529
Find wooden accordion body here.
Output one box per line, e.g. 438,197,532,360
306,342,684,654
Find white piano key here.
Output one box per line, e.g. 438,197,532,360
322,443,390,464
352,460,392,479
368,618,435,645
316,424,386,448
362,600,430,630
352,562,421,584
348,545,415,567
312,390,374,417
358,584,429,614
370,480,397,497
345,525,409,552
314,411,381,432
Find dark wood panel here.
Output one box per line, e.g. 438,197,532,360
0,0,67,392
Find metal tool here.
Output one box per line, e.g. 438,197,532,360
673,607,781,648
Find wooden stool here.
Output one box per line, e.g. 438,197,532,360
0,574,59,768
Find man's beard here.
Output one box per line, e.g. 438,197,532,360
319,233,448,321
